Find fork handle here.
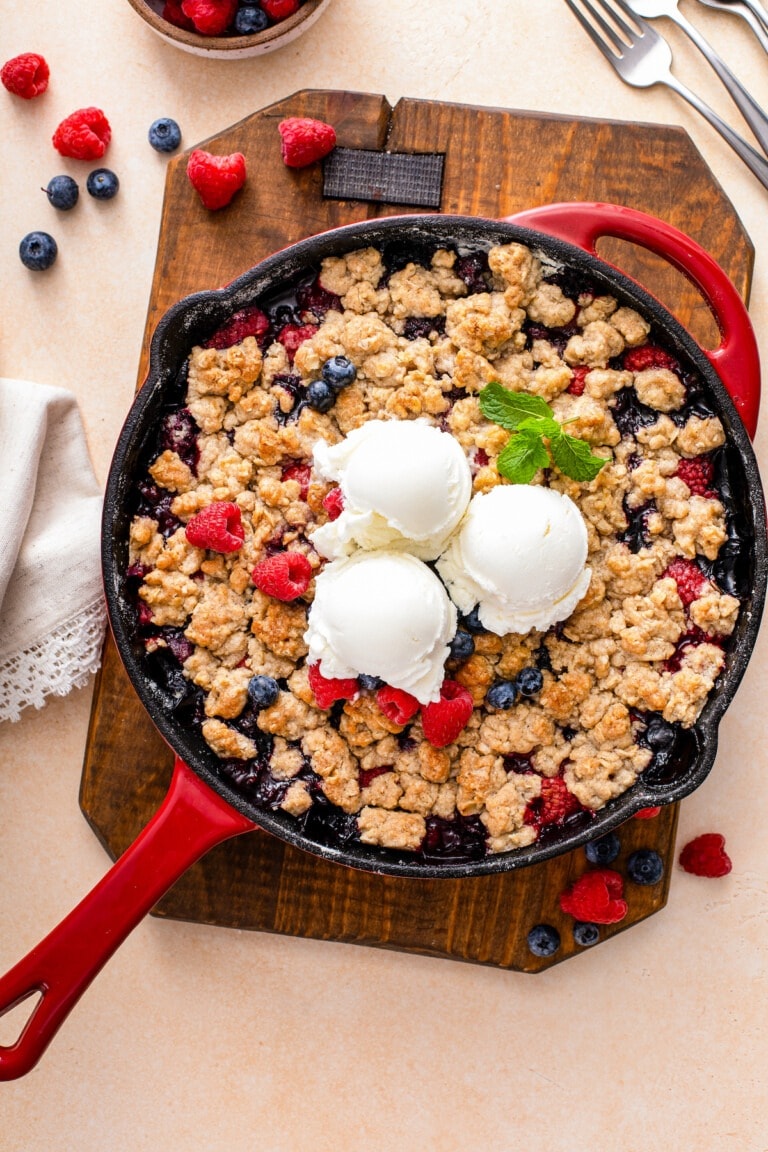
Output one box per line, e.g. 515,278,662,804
674,8,768,156
503,202,760,437
742,0,768,34
666,72,768,191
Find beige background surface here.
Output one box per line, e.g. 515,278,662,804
1,1,767,1148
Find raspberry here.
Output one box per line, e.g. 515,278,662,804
623,344,678,373
281,462,311,499
1,52,49,99
559,869,628,924
205,305,270,350
567,366,589,396
187,149,246,211
296,278,342,321
52,107,111,161
679,833,732,877
665,627,721,673
278,117,337,168
262,0,300,20
421,681,474,748
322,487,344,521
252,551,312,600
359,765,393,789
277,322,318,363
634,806,661,819
307,662,358,709
185,501,244,552
377,686,420,725
675,455,715,498
162,0,196,29
663,557,708,607
525,777,581,830
181,0,238,34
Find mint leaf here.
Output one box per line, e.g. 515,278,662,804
497,430,551,484
478,382,553,431
549,430,608,482
518,415,561,438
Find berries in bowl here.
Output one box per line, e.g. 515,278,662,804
105,209,766,879
125,0,334,57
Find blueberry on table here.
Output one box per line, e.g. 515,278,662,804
247,675,280,710
321,356,356,390
527,924,561,958
572,921,600,947
584,831,621,865
19,231,57,270
148,117,182,153
626,849,664,885
44,174,79,210
87,168,119,200
486,680,518,710
306,380,335,413
234,5,269,33
516,666,544,696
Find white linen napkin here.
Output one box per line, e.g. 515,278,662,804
0,378,106,723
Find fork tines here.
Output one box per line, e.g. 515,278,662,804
565,0,646,59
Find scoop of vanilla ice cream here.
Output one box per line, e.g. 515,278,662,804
304,551,457,704
310,418,472,561
436,485,591,635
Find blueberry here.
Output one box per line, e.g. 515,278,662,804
87,168,119,200
527,923,560,958
449,630,475,662
516,666,543,697
573,921,600,947
247,675,280,710
358,674,384,691
321,356,357,390
44,175,79,211
627,849,664,886
585,831,621,865
234,5,269,33
461,605,486,634
148,117,182,153
19,231,57,271
306,380,335,413
643,715,678,752
486,680,518,710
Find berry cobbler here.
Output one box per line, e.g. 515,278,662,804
127,238,743,863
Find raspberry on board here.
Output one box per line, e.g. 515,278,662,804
421,680,474,749
185,501,244,552
181,0,238,35
679,832,732,877
559,868,628,924
187,149,247,211
252,551,312,601
1,52,49,99
205,305,270,350
634,806,661,820
322,487,344,521
278,117,337,169
53,108,111,161
377,686,420,725
307,662,359,709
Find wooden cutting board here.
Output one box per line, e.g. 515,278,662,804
81,90,753,972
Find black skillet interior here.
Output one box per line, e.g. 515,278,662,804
103,214,767,878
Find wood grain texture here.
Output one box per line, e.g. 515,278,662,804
82,90,751,971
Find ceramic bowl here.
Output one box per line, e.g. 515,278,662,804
126,0,333,58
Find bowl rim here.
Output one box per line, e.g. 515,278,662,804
125,0,330,52
104,211,768,878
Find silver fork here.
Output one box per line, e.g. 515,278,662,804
627,0,768,155
695,0,768,55
703,0,768,32
565,0,768,190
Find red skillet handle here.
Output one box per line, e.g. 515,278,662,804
502,202,760,438
0,758,254,1081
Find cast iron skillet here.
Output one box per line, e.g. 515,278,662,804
0,203,765,1079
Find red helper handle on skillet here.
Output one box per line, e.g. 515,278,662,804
0,757,254,1080
502,202,760,438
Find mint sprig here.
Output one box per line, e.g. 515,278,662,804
478,381,608,485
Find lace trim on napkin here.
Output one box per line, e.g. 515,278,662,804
0,598,106,723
